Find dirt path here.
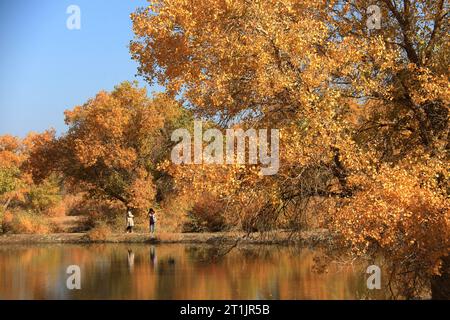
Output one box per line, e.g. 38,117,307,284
0,229,332,245
49,216,89,233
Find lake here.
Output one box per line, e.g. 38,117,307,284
0,244,387,299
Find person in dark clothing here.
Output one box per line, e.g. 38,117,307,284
148,208,157,234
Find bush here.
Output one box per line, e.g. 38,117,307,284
0,210,10,233
159,194,191,232
87,221,112,241
72,198,125,231
26,176,61,213
2,210,53,234
46,194,83,217
183,193,226,232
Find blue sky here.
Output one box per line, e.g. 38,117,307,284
0,0,161,137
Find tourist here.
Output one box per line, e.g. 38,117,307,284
126,208,134,233
148,208,157,234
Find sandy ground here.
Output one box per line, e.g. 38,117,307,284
49,216,90,232
1,215,332,245
0,229,332,245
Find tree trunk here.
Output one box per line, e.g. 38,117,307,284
431,255,450,300
2,197,12,211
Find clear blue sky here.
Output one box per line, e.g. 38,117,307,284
0,0,161,137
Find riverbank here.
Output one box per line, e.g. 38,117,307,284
0,229,332,246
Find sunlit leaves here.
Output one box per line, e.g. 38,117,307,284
29,82,184,213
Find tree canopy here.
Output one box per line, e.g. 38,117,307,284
130,0,449,298
29,82,187,213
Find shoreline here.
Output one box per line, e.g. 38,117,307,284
0,229,332,246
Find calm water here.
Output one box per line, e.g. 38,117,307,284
0,244,386,299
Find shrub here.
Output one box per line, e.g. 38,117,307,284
72,198,124,231
2,210,53,234
87,221,112,241
0,210,12,233
159,194,191,232
45,194,84,217
183,193,226,232
25,176,61,213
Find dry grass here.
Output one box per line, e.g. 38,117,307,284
87,221,112,241
2,210,54,234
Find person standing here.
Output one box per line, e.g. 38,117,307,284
126,208,134,233
148,208,157,234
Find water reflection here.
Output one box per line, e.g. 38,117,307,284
127,249,135,273
0,244,387,299
149,246,157,270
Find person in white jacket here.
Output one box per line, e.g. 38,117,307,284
126,208,134,233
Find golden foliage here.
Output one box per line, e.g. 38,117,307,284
28,82,186,214
131,0,449,297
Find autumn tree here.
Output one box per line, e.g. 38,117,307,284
0,133,65,233
131,0,449,297
29,81,187,214
0,135,25,211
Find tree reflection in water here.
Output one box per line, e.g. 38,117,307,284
0,244,389,299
